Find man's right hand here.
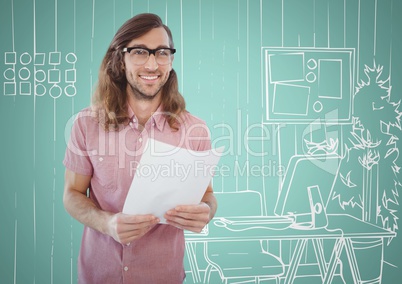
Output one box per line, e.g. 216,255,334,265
64,169,160,246
106,213,160,245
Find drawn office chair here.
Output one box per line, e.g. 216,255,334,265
203,191,285,284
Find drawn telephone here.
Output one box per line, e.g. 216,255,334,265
307,185,328,228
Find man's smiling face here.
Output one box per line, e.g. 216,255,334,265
124,27,173,101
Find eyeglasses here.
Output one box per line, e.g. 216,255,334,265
122,47,176,66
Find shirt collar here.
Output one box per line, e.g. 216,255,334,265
127,104,166,132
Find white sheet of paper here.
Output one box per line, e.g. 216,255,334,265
122,138,224,223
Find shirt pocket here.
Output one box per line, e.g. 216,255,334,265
91,155,118,192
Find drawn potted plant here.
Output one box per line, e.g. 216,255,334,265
324,63,401,283
327,63,401,233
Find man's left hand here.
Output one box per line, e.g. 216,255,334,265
164,202,211,233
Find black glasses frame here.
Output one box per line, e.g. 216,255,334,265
122,47,176,56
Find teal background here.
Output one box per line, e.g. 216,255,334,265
1,0,401,283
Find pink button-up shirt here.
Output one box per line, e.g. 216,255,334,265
63,105,211,284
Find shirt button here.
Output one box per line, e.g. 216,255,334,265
138,137,143,143
129,122,133,127
124,266,129,271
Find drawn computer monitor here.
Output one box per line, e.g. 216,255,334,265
274,154,341,226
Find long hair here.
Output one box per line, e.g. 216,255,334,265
92,13,186,131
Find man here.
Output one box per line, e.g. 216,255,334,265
63,13,217,283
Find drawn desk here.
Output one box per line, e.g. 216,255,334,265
185,214,396,283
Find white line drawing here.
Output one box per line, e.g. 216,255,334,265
3,51,16,96
186,191,286,283
65,69,76,83
34,70,46,83
3,68,15,81
272,83,310,116
263,47,355,124
2,51,78,97
318,59,343,99
18,53,32,95
185,58,400,282
3,81,16,96
65,52,77,97
328,62,401,233
18,67,30,81
48,69,61,84
34,53,46,65
34,84,46,97
19,81,31,96
1,0,400,283
186,153,396,283
49,84,63,99
20,52,32,65
48,51,61,65
274,154,341,224
4,51,17,64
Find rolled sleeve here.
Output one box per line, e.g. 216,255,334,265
63,110,94,176
183,114,212,152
